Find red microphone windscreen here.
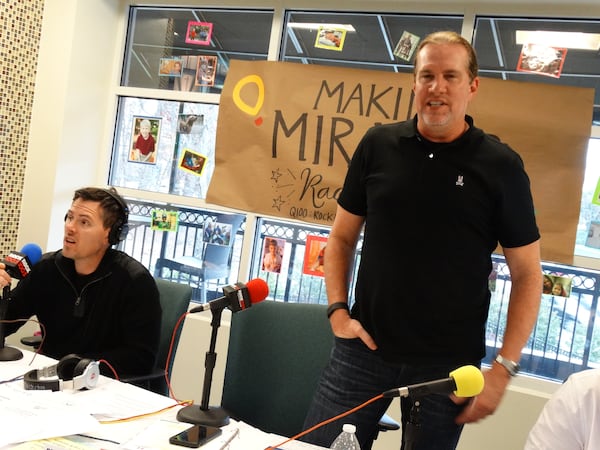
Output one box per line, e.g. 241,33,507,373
246,278,269,304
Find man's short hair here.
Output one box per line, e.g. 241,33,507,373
414,31,479,82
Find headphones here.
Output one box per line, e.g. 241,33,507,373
103,187,129,246
24,354,100,391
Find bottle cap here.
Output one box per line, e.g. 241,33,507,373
342,424,356,433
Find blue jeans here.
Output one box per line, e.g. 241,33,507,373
301,337,470,450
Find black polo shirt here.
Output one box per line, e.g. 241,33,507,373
339,115,540,364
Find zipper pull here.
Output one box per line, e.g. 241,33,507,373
73,296,84,318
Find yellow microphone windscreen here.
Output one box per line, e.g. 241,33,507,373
450,365,485,397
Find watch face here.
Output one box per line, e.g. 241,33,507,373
496,355,519,375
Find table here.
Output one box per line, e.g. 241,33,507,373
0,350,326,449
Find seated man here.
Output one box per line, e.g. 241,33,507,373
0,187,162,378
525,368,600,449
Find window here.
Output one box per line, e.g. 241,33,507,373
110,97,218,197
122,7,273,93
472,17,600,125
281,11,462,72
576,138,600,258
111,6,274,301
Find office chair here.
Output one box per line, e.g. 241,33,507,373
121,278,192,395
220,301,400,440
155,213,244,303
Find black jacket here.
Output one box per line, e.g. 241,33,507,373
6,249,162,377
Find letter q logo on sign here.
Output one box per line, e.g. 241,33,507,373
232,74,265,126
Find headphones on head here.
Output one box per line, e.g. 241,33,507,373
24,353,100,391
103,187,129,246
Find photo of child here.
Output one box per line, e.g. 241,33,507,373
185,21,213,46
303,235,328,276
542,274,572,298
129,116,160,164
195,55,217,87
262,237,285,273
158,57,183,77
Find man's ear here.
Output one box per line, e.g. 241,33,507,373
103,227,112,246
469,77,480,94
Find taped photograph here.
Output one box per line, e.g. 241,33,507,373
314,26,346,51
195,56,217,87
262,237,285,273
129,116,160,164
303,235,327,277
185,21,213,46
179,148,207,176
158,57,183,77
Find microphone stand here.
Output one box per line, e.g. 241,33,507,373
176,305,230,427
403,398,421,450
0,285,23,361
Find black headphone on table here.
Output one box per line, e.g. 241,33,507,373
103,187,130,246
24,353,100,391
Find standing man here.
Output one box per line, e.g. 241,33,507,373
0,187,162,378
302,31,542,449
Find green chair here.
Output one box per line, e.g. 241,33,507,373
122,278,192,395
220,300,399,439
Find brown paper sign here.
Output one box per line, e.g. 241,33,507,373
208,60,415,223
207,60,593,265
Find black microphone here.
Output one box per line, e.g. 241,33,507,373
1,243,42,280
0,243,43,361
382,365,484,398
189,278,269,314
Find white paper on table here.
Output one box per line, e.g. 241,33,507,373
65,378,178,420
0,390,100,447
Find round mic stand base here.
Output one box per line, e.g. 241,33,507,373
177,306,229,428
176,405,230,427
0,345,23,361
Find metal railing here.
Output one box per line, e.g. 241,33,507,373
120,200,600,382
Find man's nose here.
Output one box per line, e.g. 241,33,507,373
64,219,75,232
429,75,447,92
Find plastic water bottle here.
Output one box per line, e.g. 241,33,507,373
329,423,361,449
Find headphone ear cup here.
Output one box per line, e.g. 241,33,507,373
56,353,83,381
108,220,120,246
119,222,129,242
103,188,129,245
109,219,129,245
73,357,95,378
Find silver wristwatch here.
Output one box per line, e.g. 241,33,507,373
495,354,520,376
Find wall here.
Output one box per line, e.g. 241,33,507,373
16,0,124,253
0,0,44,254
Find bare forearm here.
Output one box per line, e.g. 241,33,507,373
499,241,542,361
500,271,542,361
324,235,355,304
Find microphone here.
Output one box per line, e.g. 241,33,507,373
0,243,43,361
382,365,484,398
1,243,43,280
189,278,269,314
